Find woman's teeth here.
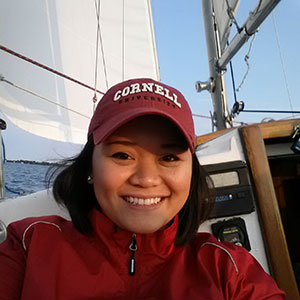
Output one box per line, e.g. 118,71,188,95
124,196,162,206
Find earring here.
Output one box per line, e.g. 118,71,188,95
87,175,93,183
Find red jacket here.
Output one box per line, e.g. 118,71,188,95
0,209,285,299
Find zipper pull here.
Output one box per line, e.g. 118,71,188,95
129,233,138,276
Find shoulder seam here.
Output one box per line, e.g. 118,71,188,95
201,242,239,274
22,221,62,251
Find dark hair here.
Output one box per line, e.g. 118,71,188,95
48,136,97,233
176,154,215,245
48,137,215,245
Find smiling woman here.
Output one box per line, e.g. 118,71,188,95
0,78,285,299
91,115,193,234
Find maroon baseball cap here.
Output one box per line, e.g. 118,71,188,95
88,78,195,152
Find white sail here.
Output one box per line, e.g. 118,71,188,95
0,0,159,144
213,0,240,52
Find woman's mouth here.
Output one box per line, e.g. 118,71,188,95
124,196,162,206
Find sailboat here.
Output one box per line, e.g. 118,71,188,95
0,0,299,299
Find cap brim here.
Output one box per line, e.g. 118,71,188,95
92,107,194,152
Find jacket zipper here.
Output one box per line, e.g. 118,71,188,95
129,233,138,276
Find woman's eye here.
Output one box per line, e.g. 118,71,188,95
162,154,179,162
112,152,130,160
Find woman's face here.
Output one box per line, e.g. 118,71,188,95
91,115,193,234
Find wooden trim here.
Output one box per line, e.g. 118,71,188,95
196,127,234,145
196,119,300,146
242,125,299,300
259,119,300,140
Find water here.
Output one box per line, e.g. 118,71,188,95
3,161,52,198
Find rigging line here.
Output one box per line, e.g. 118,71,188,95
236,32,256,92
242,109,300,114
253,0,263,15
94,0,108,91
229,59,238,104
122,0,125,81
192,113,211,120
0,75,90,119
0,45,105,96
211,0,222,58
93,0,101,109
225,0,240,32
272,11,294,117
93,0,101,111
279,113,300,120
193,113,244,125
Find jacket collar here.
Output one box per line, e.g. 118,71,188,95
89,208,178,258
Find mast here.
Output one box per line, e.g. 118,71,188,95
198,0,231,131
198,0,281,132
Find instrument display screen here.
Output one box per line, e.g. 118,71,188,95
202,160,255,218
210,171,239,188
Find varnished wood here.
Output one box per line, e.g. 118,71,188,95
196,119,300,146
196,127,234,145
242,125,299,300
259,119,300,139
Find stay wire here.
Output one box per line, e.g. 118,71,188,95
122,0,125,81
225,0,240,32
228,56,246,120
94,0,108,110
236,32,256,92
229,59,238,104
93,0,101,110
242,109,300,114
272,11,294,117
0,75,90,119
226,39,242,120
0,45,105,96
253,0,263,15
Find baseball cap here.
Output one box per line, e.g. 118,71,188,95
88,78,195,152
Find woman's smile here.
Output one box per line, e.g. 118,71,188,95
123,196,163,206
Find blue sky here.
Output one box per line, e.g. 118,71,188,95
151,0,300,135
2,0,299,161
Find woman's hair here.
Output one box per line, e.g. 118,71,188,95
176,153,215,245
48,136,97,233
48,136,215,246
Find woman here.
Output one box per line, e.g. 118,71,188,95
0,78,285,299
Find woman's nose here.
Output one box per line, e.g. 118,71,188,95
128,158,162,187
